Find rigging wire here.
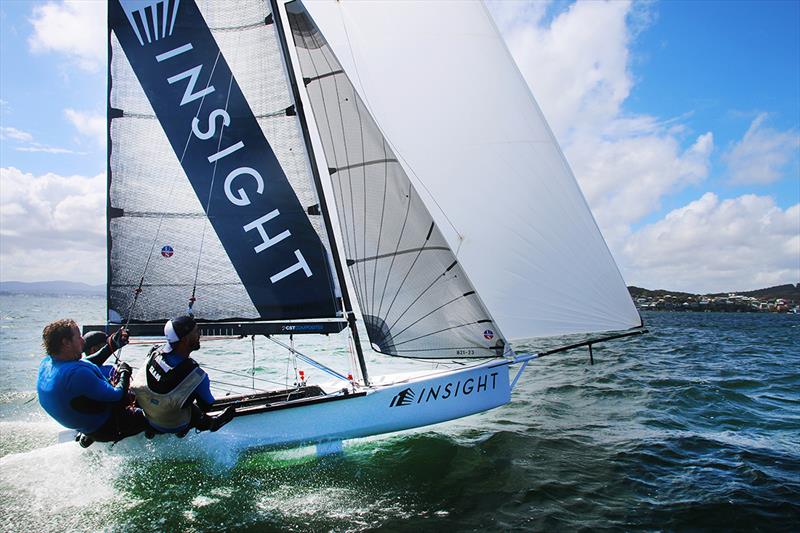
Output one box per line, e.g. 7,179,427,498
209,384,239,395
188,41,237,315
290,334,298,383
200,363,289,389
211,377,268,394
267,336,350,382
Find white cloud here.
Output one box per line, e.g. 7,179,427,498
570,130,713,246
723,113,800,185
623,193,800,293
28,1,107,72
0,126,34,142
487,1,800,293
64,108,104,145
0,166,105,283
0,124,83,154
489,1,714,251
15,146,81,154
492,0,635,142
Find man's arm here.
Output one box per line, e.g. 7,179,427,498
68,365,125,403
84,344,114,367
192,373,216,412
84,329,129,367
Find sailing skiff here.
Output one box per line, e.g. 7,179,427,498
74,0,643,455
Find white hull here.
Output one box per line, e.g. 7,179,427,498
72,360,513,460
207,360,509,453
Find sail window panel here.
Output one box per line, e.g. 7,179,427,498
108,0,344,323
110,118,204,215
195,0,269,30
289,4,504,358
110,217,259,321
212,24,292,116
110,34,154,116
109,31,260,322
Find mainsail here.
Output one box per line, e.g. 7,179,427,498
108,0,341,324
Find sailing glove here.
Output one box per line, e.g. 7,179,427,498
117,362,132,392
109,329,129,351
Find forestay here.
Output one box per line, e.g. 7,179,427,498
108,0,340,323
301,1,642,339
286,2,507,358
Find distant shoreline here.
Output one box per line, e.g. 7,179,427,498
0,281,104,297
629,284,799,314
1,281,797,313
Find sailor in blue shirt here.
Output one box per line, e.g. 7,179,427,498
131,315,235,436
37,319,148,445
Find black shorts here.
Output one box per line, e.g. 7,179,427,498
87,405,149,442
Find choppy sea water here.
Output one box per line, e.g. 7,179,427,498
1,294,798,531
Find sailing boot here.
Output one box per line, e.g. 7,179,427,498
77,434,94,448
209,406,236,432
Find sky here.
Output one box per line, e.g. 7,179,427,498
0,0,798,294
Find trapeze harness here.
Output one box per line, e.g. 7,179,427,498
131,346,205,432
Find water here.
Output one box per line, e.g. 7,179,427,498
1,294,798,531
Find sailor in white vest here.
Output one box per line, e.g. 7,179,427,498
131,315,235,436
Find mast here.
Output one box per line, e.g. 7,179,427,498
270,0,369,385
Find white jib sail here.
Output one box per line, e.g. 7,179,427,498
303,0,641,340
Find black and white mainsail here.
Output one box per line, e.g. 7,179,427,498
108,0,343,327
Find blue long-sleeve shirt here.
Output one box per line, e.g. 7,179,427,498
37,357,124,434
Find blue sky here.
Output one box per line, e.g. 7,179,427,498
1,0,798,293
0,1,105,177
626,0,800,223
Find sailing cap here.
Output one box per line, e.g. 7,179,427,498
163,315,196,353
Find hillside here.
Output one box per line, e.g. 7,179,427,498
628,284,799,302
0,281,104,296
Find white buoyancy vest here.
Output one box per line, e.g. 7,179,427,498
131,349,205,431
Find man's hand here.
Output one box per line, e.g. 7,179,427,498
109,328,129,351
117,361,132,392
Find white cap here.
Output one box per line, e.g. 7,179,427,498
162,319,179,353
